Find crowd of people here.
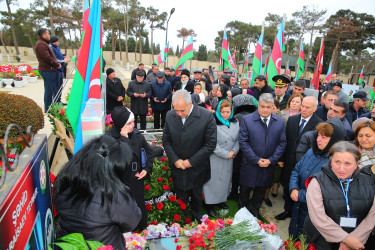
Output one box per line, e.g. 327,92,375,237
53,62,375,249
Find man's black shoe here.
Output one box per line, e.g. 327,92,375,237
218,202,229,210
275,211,291,220
264,199,272,207
206,205,216,217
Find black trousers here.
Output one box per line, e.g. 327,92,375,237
135,114,146,130
153,110,167,129
231,150,242,196
239,185,267,217
282,186,294,213
175,186,203,221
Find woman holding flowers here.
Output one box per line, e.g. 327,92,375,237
203,99,239,217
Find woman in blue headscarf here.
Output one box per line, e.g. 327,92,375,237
203,99,240,217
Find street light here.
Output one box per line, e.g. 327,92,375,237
165,8,175,67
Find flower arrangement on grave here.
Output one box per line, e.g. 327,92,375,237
47,102,74,137
144,158,191,225
14,75,23,81
281,235,317,250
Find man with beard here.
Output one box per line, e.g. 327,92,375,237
173,69,194,94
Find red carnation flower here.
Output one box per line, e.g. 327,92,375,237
177,245,182,250
174,238,179,243
177,199,183,205
162,167,168,170
202,194,205,200
157,178,163,182
152,221,158,225
145,184,150,191
169,177,173,182
169,195,176,202
163,185,170,191
60,109,65,115
294,241,302,249
185,218,192,224
161,157,167,162
180,203,187,210
145,203,152,211
174,214,180,221
156,202,164,210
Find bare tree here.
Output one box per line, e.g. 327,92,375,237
3,0,20,59
177,27,196,49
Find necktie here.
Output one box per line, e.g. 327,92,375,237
299,119,306,134
263,118,268,127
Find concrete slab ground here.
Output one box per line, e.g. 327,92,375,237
0,63,291,240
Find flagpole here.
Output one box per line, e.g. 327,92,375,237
313,38,323,89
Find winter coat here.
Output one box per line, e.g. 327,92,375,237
150,80,172,111
127,79,151,115
55,188,141,250
272,91,291,111
105,127,153,230
203,117,239,204
173,80,194,94
239,112,286,188
50,44,65,72
163,104,217,190
106,77,125,115
280,114,322,189
146,72,157,83
35,37,60,71
131,68,146,80
349,102,369,122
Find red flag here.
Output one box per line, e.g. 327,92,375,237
311,39,324,90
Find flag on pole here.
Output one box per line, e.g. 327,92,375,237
370,88,375,100
82,0,90,33
66,0,103,154
311,38,324,90
164,43,169,58
219,29,236,71
251,32,263,86
154,43,168,66
295,42,304,81
358,66,364,85
243,51,250,72
267,18,285,88
228,49,237,71
325,62,332,83
175,37,193,73
286,61,290,76
264,48,271,77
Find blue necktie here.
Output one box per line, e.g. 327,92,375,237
298,119,306,134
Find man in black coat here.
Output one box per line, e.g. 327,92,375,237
276,96,322,220
250,75,274,100
105,68,125,115
131,63,147,80
127,71,151,130
173,69,194,94
315,90,338,121
349,91,370,122
163,89,217,221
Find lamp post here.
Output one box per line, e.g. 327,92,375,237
165,8,175,67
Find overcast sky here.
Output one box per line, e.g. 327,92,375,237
4,0,375,52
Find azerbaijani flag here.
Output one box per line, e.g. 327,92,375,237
232,50,236,65
251,32,263,86
264,48,271,77
66,0,103,154
325,62,332,83
82,0,90,33
154,43,168,66
286,61,290,76
311,38,324,90
219,29,236,71
295,41,304,81
370,88,375,100
175,37,193,73
228,49,237,71
243,51,249,72
267,18,285,88
358,66,364,85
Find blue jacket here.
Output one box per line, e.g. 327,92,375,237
150,80,172,111
239,112,286,188
50,44,64,72
289,148,329,203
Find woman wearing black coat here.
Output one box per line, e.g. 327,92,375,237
54,135,141,249
106,106,153,230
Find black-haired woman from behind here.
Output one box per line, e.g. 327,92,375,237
54,135,141,249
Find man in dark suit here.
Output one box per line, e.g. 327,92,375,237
131,63,147,80
163,90,217,221
173,69,194,94
276,96,322,220
250,75,274,100
239,93,286,219
105,68,125,115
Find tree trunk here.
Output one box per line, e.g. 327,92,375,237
48,0,55,35
304,29,314,77
5,0,20,58
112,29,116,61
151,22,154,62
124,3,129,66
27,31,35,53
60,29,68,55
118,27,122,62
68,28,74,55
353,50,362,83
138,17,142,62
134,31,138,64
0,30,10,54
331,36,341,74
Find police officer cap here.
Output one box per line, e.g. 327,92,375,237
272,74,290,87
